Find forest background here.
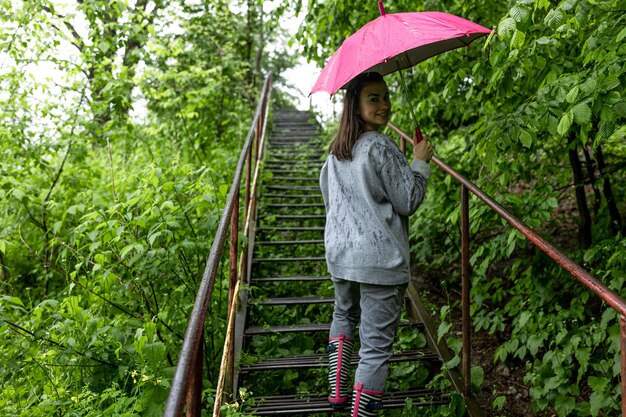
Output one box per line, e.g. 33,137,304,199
0,0,625,416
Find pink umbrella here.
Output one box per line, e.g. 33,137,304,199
310,1,493,141
311,3,492,95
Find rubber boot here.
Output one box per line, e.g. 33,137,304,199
327,333,354,409
350,382,383,417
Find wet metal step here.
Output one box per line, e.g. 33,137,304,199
245,321,424,336
251,276,330,283
240,349,438,372
265,185,320,191
250,295,334,306
256,226,324,232
245,323,331,335
266,214,325,220
255,239,324,246
271,177,320,182
252,256,325,263
264,194,322,199
245,389,450,415
265,202,324,208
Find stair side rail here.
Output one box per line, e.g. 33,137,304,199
163,74,272,417
388,121,626,416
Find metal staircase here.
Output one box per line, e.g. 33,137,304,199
233,109,455,416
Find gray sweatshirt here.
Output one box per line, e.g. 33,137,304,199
319,131,431,285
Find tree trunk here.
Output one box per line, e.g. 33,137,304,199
567,134,592,248
582,146,601,218
595,146,624,236
0,250,8,286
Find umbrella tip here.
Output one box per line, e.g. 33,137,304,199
378,0,386,16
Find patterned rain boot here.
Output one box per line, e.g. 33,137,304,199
350,382,384,417
328,333,354,409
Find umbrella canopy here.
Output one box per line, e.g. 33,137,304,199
310,10,492,96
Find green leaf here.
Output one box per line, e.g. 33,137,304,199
554,394,575,417
575,348,590,380
590,391,612,416
557,111,573,136
617,26,626,43
493,396,506,410
536,36,551,45
588,376,610,392
566,86,579,104
510,6,530,24
580,78,598,95
599,75,620,92
527,334,544,356
498,17,516,39
519,128,532,148
98,40,111,53
11,188,25,201
120,243,137,260
471,366,484,390
510,30,526,49
437,321,452,342
544,9,564,29
536,0,550,9
517,311,532,327
614,102,626,118
572,103,592,125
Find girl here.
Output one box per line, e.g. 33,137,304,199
320,71,433,416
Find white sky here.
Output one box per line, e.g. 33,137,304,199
2,1,339,126
264,1,340,123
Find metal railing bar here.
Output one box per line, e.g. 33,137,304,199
461,185,471,399
387,121,626,317
163,75,272,417
388,121,626,415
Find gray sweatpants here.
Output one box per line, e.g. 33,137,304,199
329,277,407,393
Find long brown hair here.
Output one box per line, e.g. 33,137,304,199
329,72,385,160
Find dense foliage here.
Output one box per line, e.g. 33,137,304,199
2,0,625,416
0,0,297,415
298,0,625,415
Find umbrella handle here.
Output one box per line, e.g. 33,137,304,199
414,125,424,144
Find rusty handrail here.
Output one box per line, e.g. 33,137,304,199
388,121,626,416
163,75,272,417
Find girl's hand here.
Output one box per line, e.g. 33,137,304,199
413,138,434,162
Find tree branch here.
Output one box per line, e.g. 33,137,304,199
39,5,85,53
3,318,117,368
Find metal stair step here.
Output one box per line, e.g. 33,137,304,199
251,276,330,283
265,203,324,208
245,321,424,336
256,226,324,232
245,389,449,415
265,168,317,173
245,323,331,335
270,177,320,182
249,295,334,306
263,214,325,220
265,185,320,191
255,239,324,246
263,194,322,199
240,349,439,372
252,256,325,263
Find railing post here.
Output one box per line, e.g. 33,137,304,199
225,191,240,400
186,337,203,417
621,316,626,417
461,184,471,398
244,145,252,225
229,193,240,309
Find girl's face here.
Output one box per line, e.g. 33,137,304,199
357,81,391,132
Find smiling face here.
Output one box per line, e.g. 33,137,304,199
357,80,391,132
